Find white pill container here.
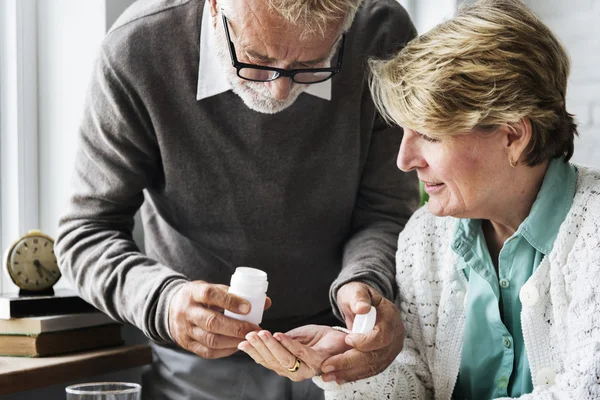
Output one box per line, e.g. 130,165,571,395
224,267,268,325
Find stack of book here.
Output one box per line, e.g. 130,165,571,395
0,290,123,357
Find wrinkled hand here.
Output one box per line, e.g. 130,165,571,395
168,280,271,359
238,325,351,381
321,281,404,384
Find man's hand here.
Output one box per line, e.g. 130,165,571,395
168,280,271,359
320,281,404,384
238,325,351,381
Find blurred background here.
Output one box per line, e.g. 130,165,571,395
0,0,598,398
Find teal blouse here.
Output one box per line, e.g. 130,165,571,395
451,158,577,400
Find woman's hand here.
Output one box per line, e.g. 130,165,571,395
238,324,351,381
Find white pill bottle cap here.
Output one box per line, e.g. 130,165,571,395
230,267,268,295
224,267,268,325
352,306,377,334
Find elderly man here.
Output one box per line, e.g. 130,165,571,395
55,0,418,398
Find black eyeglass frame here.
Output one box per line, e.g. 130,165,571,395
221,12,345,84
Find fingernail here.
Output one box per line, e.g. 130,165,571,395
322,365,335,373
321,373,335,382
337,379,346,385
239,303,250,314
273,333,282,341
345,336,354,346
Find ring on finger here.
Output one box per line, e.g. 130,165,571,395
288,358,301,372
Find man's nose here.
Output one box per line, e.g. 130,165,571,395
266,77,293,100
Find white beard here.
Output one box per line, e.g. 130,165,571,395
213,18,307,114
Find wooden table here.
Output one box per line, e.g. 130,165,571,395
0,344,152,395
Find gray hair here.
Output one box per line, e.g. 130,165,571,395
219,0,361,38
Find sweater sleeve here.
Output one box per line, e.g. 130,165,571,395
314,285,434,399
330,111,419,313
313,358,430,400
329,0,420,316
317,215,435,399
55,46,189,344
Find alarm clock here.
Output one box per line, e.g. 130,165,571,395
3,230,61,295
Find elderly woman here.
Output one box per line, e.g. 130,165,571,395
237,0,600,399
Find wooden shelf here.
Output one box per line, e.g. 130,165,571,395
0,344,152,395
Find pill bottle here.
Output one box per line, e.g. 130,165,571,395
224,267,268,325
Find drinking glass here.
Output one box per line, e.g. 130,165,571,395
65,382,141,400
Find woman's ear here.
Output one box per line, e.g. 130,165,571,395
503,118,533,166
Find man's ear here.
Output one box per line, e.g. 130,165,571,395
206,0,219,29
504,118,533,166
207,0,218,18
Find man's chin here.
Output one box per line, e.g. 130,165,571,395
242,99,295,114
231,83,304,114
235,92,299,114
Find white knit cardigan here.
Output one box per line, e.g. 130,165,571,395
316,166,600,400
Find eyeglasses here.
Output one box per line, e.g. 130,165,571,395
221,13,345,84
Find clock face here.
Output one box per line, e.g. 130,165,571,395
7,235,61,291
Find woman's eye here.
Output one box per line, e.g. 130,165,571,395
416,131,439,143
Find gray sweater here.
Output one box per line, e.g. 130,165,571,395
55,0,419,344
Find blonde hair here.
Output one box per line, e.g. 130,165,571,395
370,0,578,165
220,0,361,38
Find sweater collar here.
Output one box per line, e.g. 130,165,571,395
196,1,331,102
